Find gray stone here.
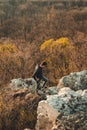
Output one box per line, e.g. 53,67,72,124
46,86,59,95
58,70,87,90
36,85,87,130
46,87,87,114
10,78,37,94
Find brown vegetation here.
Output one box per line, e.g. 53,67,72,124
0,0,87,86
0,1,87,130
0,88,41,130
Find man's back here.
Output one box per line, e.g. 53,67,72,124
33,65,43,80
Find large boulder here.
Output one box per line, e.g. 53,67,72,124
36,87,87,130
58,70,87,90
36,100,58,130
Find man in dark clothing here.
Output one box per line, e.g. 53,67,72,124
33,61,48,89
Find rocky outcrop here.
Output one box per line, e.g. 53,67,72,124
36,70,87,130
1,70,87,130
58,70,87,90
10,78,37,94
36,87,87,130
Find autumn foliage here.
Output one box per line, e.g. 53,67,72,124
0,0,86,86
0,1,87,130
0,89,40,130
40,37,87,83
0,42,22,86
0,34,87,87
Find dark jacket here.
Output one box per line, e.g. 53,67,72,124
33,66,43,80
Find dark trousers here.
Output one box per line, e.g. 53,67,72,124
34,76,48,89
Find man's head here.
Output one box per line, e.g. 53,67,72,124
40,61,47,68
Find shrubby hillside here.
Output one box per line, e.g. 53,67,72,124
0,70,87,130
0,0,87,86
0,35,87,87
0,1,87,130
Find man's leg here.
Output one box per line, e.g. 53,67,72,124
33,77,41,90
37,79,41,89
41,76,48,88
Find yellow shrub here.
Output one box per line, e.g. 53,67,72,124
56,37,70,47
0,43,18,54
40,37,70,51
40,37,74,84
40,39,54,51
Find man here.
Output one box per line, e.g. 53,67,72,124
33,61,48,89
